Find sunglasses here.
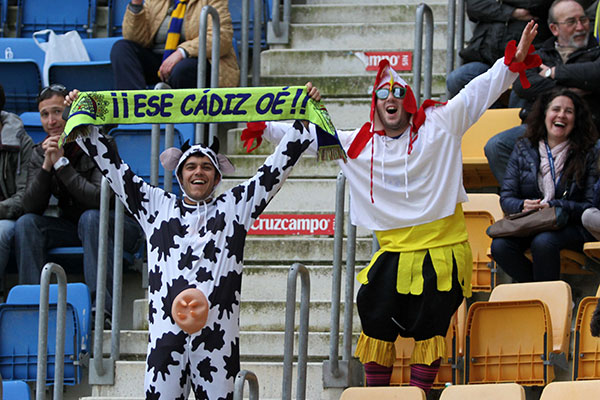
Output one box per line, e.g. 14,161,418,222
375,86,406,100
39,84,67,97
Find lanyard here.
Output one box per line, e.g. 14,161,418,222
544,140,559,188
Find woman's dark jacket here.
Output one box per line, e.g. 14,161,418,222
500,138,597,222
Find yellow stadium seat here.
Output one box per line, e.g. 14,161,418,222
340,386,426,399
539,380,600,399
463,194,503,292
489,281,572,358
461,108,522,189
465,299,554,385
584,241,600,263
439,383,525,400
573,296,600,380
391,300,466,388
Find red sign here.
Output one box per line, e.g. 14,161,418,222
249,214,335,235
364,51,413,71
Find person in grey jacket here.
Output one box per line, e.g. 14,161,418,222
0,84,34,291
14,84,142,324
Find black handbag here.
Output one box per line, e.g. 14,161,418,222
486,207,568,238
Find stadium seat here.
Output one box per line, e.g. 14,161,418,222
107,0,129,37
0,38,44,114
0,283,90,385
228,0,271,58
572,296,600,380
1,380,31,399
583,241,600,263
489,281,572,359
48,37,121,92
539,380,600,399
19,111,45,143
109,123,195,195
439,383,525,400
391,300,465,388
463,193,502,292
465,299,553,385
461,108,521,189
340,386,426,400
13,0,96,38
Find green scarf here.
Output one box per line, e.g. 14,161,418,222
61,86,344,160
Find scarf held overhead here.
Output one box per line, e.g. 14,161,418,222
61,86,344,160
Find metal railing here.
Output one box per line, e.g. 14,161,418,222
322,172,362,388
413,3,434,105
196,5,221,146
267,0,290,44
240,0,262,87
446,0,466,98
89,178,124,385
36,263,67,400
234,370,259,400
282,263,310,400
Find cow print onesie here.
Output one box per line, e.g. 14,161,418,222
76,121,312,399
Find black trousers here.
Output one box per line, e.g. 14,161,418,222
356,251,464,342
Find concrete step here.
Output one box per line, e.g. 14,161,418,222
291,3,449,24
225,155,340,178
133,297,361,332
88,360,336,399
261,48,449,76
104,330,359,359
285,22,449,51
260,73,447,99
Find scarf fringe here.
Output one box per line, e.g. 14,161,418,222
318,145,347,162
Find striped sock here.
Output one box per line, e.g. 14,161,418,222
363,362,393,386
409,358,441,393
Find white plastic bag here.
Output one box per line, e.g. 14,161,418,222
33,29,90,87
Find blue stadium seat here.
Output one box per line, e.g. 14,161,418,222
229,0,271,57
19,111,45,143
0,38,44,114
107,0,129,37
0,283,90,385
109,123,195,196
2,380,31,399
13,0,96,38
48,37,122,91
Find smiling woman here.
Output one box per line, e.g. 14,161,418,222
491,88,599,282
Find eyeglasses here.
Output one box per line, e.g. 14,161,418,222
39,84,67,97
553,16,590,28
375,86,406,100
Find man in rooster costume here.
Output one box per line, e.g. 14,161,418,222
242,22,540,392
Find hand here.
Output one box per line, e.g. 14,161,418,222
130,0,143,5
158,50,184,82
41,135,65,171
514,20,538,63
65,89,80,106
538,64,553,78
522,199,547,212
305,82,321,101
512,8,534,21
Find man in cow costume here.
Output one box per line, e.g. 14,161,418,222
65,86,320,399
245,22,540,392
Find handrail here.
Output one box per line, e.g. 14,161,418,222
234,370,259,400
36,263,67,400
446,0,466,97
268,0,290,44
240,0,262,86
282,263,310,400
342,198,356,361
110,199,125,361
195,5,221,145
327,171,345,377
413,3,434,105
92,177,111,378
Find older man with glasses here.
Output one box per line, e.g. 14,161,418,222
13,84,143,328
484,0,600,186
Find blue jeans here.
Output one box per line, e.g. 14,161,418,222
446,62,489,98
0,219,16,286
484,124,527,186
490,224,595,282
15,210,143,313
